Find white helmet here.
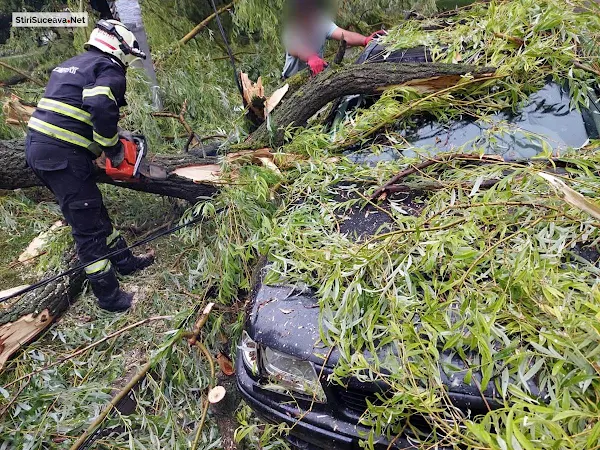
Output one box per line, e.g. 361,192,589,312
85,19,146,68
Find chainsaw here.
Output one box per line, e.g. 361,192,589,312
105,135,167,181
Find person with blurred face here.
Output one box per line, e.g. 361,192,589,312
282,0,386,78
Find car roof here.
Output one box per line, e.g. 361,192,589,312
339,44,600,164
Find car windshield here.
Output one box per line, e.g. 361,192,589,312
347,82,600,164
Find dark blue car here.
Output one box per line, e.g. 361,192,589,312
236,43,600,450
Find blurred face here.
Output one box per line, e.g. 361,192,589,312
285,0,337,26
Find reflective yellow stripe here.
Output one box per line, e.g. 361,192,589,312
93,130,118,147
107,228,120,247
85,259,111,275
82,86,116,104
28,117,92,148
37,98,92,125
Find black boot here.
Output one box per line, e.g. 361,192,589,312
109,236,155,276
87,266,133,312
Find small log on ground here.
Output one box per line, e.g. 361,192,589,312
0,255,83,370
243,62,496,149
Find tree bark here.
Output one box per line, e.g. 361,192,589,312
0,254,83,370
0,139,220,202
243,62,495,149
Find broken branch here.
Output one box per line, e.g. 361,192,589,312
333,37,348,65
151,100,201,150
0,60,44,87
179,1,237,46
573,60,600,78
494,32,525,47
243,63,498,149
187,302,215,345
370,153,504,200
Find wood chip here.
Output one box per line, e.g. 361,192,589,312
0,309,54,370
240,72,266,119
216,352,235,376
2,94,35,126
18,221,65,264
266,84,289,115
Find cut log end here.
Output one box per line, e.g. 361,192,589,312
171,165,223,183
208,385,227,404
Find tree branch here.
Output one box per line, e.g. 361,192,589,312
178,1,237,46
242,62,496,149
0,60,44,87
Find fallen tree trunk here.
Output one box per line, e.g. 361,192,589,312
0,139,220,202
243,62,496,148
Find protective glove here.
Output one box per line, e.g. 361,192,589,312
118,127,134,142
105,141,125,168
87,142,103,158
363,30,388,46
307,54,327,76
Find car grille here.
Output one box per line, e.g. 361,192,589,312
334,385,388,414
333,385,436,435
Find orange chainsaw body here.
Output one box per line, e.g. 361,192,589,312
105,138,142,182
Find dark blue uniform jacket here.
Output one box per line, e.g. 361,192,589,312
28,48,126,156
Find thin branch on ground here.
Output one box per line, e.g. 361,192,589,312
573,60,600,78
494,32,525,47
370,153,505,200
190,341,215,450
68,358,155,450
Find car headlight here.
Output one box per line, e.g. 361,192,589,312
261,346,326,402
240,331,259,376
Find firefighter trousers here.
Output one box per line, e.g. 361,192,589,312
25,131,138,305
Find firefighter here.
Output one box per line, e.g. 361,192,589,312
26,20,154,312
282,0,386,78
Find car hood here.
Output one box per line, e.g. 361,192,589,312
245,265,546,409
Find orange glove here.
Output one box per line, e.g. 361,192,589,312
364,30,387,46
307,54,327,76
